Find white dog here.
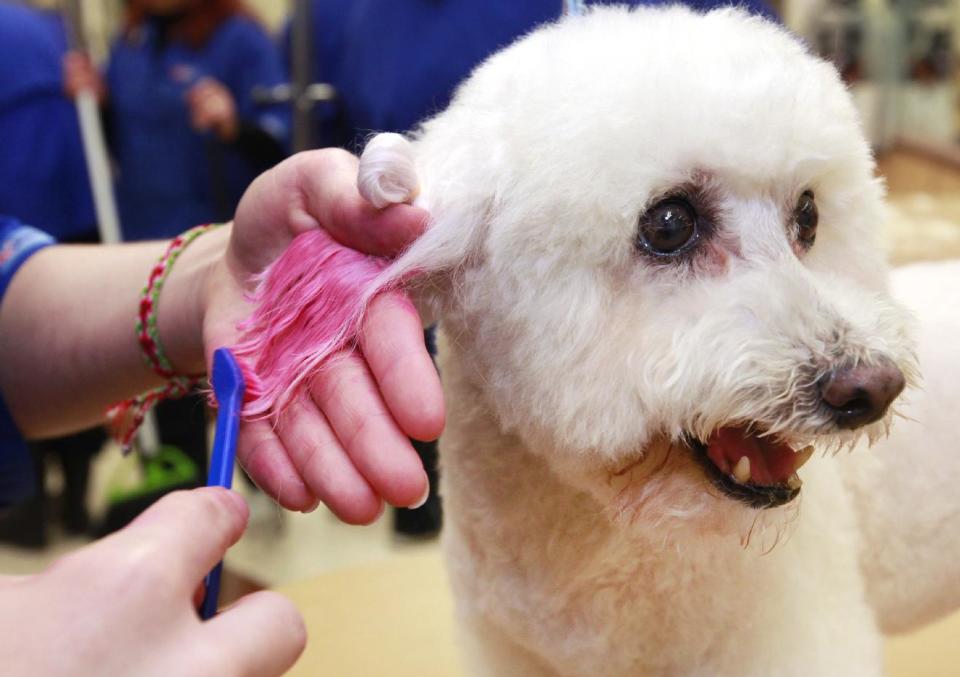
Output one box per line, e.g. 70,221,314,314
345,5,957,675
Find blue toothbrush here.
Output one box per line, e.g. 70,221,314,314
200,348,246,620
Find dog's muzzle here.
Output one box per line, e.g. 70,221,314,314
689,358,905,509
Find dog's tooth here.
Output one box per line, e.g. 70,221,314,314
786,473,802,490
732,456,751,484
793,445,815,471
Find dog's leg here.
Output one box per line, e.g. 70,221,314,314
842,260,960,633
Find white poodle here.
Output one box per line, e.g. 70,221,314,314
266,5,960,674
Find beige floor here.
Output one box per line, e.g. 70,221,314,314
279,551,960,677
1,148,959,673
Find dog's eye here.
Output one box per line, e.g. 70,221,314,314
795,190,818,246
637,199,698,255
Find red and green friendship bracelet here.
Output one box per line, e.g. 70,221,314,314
107,222,224,453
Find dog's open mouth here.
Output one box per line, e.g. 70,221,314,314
690,427,814,509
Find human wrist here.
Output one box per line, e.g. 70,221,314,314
156,224,231,375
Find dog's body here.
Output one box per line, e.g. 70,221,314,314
243,5,960,674
844,260,960,636
354,7,941,675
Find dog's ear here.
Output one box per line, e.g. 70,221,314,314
358,132,489,325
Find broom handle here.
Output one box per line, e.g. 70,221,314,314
63,1,162,451
75,89,122,245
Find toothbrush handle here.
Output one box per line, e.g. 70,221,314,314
200,563,224,620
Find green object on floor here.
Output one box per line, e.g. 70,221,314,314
106,445,198,503
97,445,200,536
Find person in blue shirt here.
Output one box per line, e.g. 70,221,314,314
0,149,441,671
288,0,777,535
0,3,95,241
65,0,290,241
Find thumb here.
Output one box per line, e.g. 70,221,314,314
97,488,249,595
202,591,307,675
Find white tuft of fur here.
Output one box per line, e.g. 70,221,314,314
357,132,421,208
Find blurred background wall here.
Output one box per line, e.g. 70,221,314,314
28,0,960,148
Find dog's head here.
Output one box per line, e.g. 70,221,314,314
359,7,915,528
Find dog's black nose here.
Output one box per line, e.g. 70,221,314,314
819,359,906,429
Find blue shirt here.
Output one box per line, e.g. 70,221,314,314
0,216,55,507
107,15,289,240
0,4,95,240
296,0,776,149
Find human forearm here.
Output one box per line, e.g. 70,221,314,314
0,226,228,438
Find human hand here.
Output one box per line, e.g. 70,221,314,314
0,488,305,676
186,78,239,141
198,150,443,523
62,51,105,103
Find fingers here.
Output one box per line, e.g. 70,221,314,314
105,488,248,592
203,591,307,676
227,146,441,520
294,149,430,257
310,353,429,508
275,396,383,524
360,292,445,441
235,419,317,512
244,300,440,518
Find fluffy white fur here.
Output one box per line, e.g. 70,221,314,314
842,260,960,635
357,132,420,208
357,6,954,675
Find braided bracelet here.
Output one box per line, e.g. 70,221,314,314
107,222,223,453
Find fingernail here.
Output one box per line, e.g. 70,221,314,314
410,482,431,509
301,497,322,514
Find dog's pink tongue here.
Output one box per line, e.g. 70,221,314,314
706,427,799,486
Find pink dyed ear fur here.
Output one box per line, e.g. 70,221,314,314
231,229,396,418
234,132,424,420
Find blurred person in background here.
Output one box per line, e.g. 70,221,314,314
0,1,103,543
65,0,289,239
289,0,776,536
64,0,291,488
0,2,95,242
